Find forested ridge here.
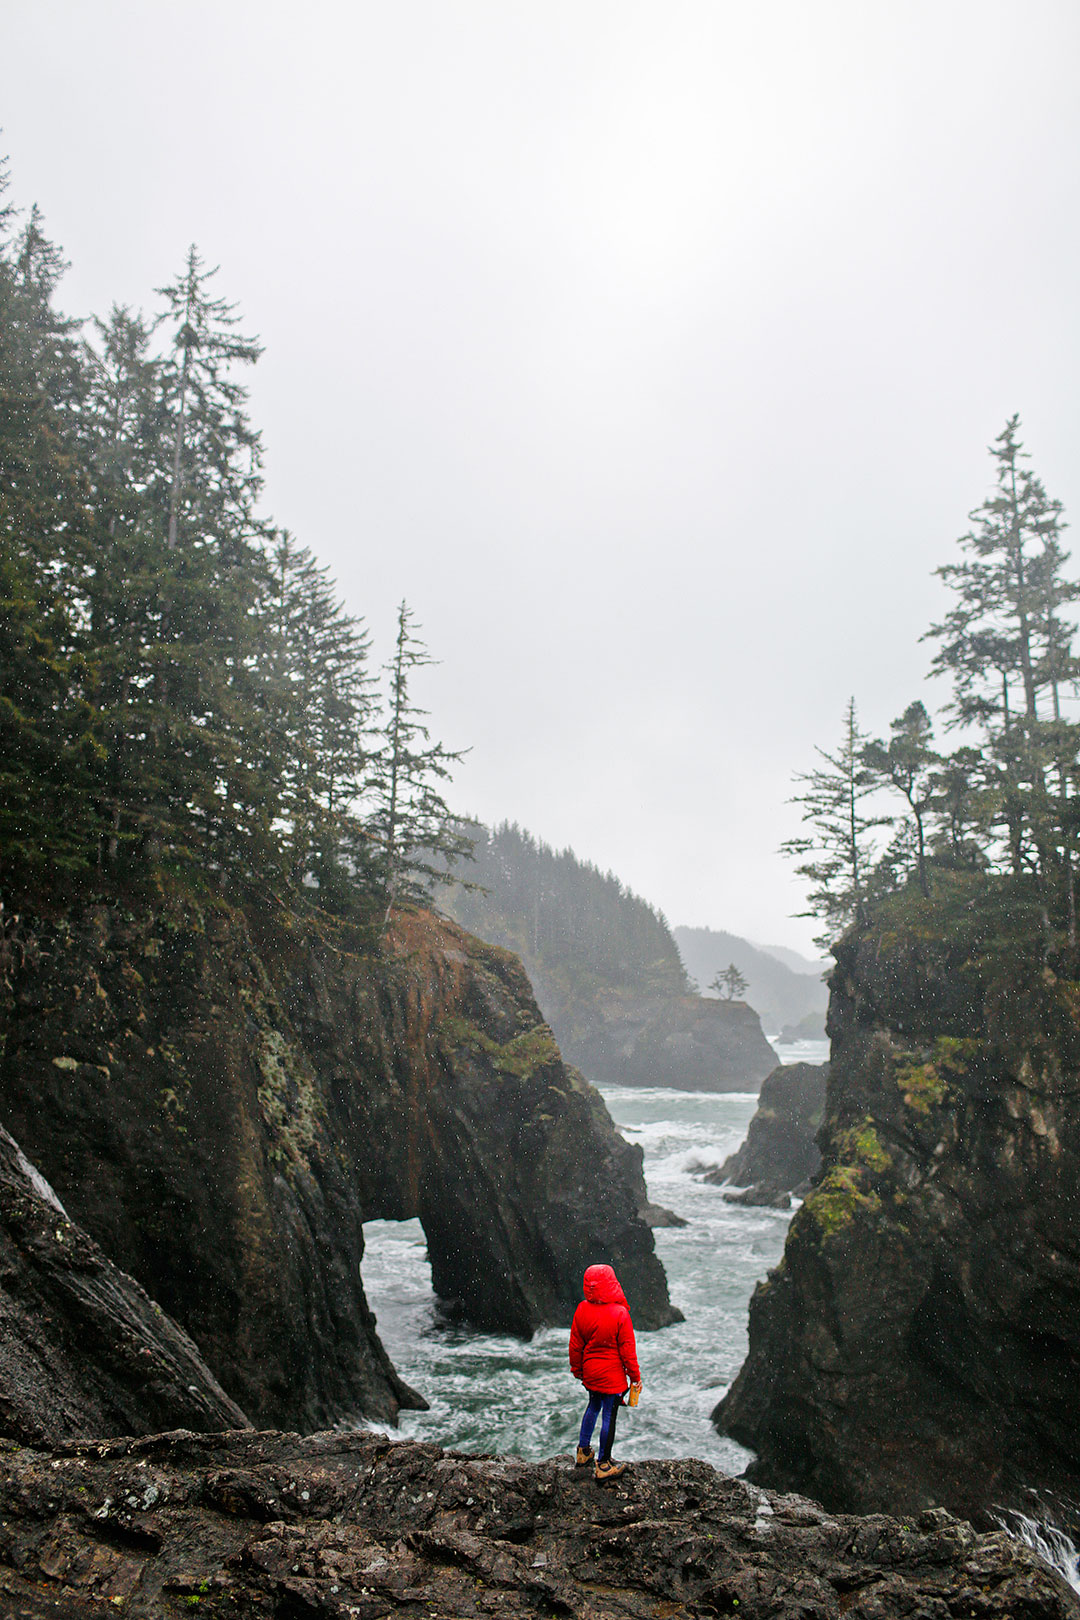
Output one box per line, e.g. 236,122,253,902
444,820,690,1000
0,162,465,926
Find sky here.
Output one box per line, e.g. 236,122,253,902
3,1,1079,950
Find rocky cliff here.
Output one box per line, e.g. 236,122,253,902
0,1122,248,1445
714,884,1080,1520
552,988,779,1091
706,1062,827,1207
0,892,676,1434
0,1427,1074,1619
675,924,830,1035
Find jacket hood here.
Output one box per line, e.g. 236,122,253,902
582,1264,627,1306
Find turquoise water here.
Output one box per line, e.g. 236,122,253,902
359,1057,822,1467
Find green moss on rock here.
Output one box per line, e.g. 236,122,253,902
806,1164,882,1236
805,1117,890,1236
894,1036,979,1115
440,1014,559,1080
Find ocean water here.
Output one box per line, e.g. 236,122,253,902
360,1040,1080,1594
360,1046,825,1467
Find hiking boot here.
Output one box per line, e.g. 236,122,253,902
575,1446,594,1467
594,1459,626,1482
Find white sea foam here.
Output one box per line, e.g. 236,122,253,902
998,1512,1080,1595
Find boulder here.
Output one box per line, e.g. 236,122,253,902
704,1061,827,1207
0,1124,247,1445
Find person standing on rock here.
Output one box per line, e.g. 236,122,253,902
568,1263,642,1481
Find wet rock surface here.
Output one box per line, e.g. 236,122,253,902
0,899,675,1435
0,1125,248,1446
561,993,779,1091
704,1062,827,1208
715,902,1080,1518
0,1428,1074,1620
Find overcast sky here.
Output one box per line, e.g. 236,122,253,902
4,2,1079,950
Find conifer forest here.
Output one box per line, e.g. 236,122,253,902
0,167,466,930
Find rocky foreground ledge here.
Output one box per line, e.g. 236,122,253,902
0,1430,1075,1620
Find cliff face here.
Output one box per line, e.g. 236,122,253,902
715,890,1080,1519
1,1428,1074,1620
0,894,676,1434
0,1123,248,1445
442,825,778,1089
707,1061,827,1206
675,924,829,1035
546,986,779,1091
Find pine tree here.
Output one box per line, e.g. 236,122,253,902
0,194,100,879
925,418,1079,925
0,156,479,921
93,250,271,877
862,702,939,896
365,602,471,924
156,246,262,553
261,532,374,893
927,417,1072,730
782,699,890,946
81,305,162,518
926,746,994,872
710,964,749,1000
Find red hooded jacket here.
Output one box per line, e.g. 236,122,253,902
568,1264,640,1394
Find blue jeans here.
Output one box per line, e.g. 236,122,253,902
578,1390,620,1461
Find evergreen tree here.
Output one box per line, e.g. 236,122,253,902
925,418,1078,878
0,195,100,879
710,964,749,1000
782,699,890,946
81,305,162,520
926,417,1072,731
862,701,939,896
261,532,374,892
0,157,474,922
365,602,471,923
926,746,994,872
80,250,274,878
156,246,262,553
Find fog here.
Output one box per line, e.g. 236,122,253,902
4,0,1078,948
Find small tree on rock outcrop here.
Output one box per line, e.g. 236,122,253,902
710,964,749,1000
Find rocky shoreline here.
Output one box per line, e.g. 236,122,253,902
1,1427,1075,1619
